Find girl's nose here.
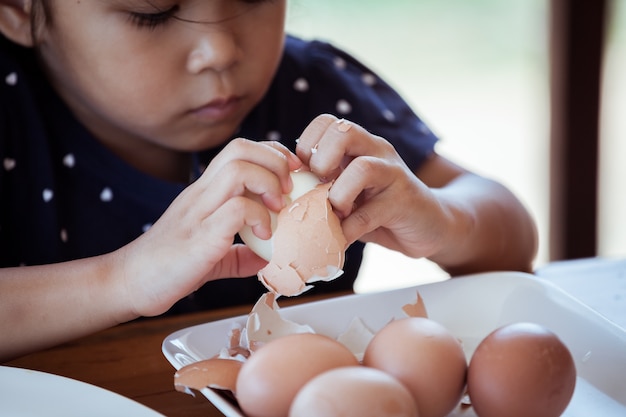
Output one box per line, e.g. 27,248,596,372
186,31,239,74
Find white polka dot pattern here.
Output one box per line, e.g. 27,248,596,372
3,158,16,171
42,189,54,202
266,131,281,141
333,56,347,70
362,73,377,86
63,153,75,168
336,99,352,115
383,109,396,122
293,77,309,92
100,187,113,202
5,72,17,86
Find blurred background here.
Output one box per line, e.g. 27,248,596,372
285,0,625,292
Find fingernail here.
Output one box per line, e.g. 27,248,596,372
336,118,352,132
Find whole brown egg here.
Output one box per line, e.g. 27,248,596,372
289,366,419,417
467,322,576,417
363,317,467,417
235,333,359,417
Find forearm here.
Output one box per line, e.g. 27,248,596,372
427,173,538,276
0,252,135,362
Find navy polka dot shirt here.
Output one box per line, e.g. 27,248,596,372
0,35,438,312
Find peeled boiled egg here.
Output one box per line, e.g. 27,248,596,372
363,317,467,417
289,366,418,417
467,322,576,417
235,332,359,417
239,170,347,296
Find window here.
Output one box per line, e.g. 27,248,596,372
599,1,626,259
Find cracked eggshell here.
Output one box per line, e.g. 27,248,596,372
243,292,315,352
336,317,376,362
257,181,346,296
239,170,347,297
239,170,323,262
235,333,359,417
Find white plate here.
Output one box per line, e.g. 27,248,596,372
0,366,165,417
162,272,626,417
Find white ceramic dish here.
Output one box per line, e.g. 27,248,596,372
162,272,626,417
0,366,165,416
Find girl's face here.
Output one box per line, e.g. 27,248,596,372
36,0,286,157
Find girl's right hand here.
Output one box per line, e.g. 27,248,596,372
115,138,302,317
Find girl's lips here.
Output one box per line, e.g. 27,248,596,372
189,97,241,121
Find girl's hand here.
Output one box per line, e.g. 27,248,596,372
296,114,451,260
117,139,302,317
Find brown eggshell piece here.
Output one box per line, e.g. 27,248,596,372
258,182,347,296
467,322,576,417
174,358,243,394
402,291,428,318
244,292,315,352
258,262,309,296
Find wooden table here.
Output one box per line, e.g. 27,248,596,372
2,293,347,417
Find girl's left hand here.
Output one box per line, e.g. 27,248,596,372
296,114,450,259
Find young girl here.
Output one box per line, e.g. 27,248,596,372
0,0,537,360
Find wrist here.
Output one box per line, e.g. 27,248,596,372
99,248,142,324
426,191,478,274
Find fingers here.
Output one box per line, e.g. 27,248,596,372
209,244,268,280
199,159,289,214
295,115,436,256
200,195,274,246
126,140,305,315
127,194,275,315
331,158,411,242
204,138,302,195
296,114,394,181
150,139,303,275
171,139,303,247
263,140,304,172
182,139,303,217
297,114,407,213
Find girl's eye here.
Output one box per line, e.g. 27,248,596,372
128,6,179,30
